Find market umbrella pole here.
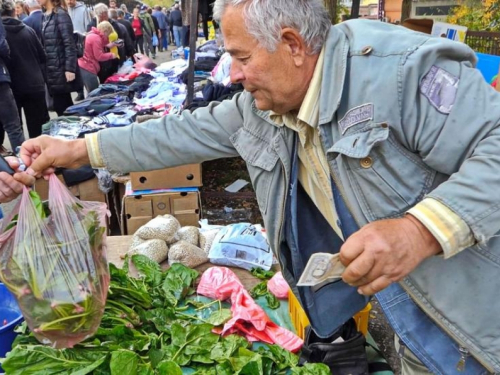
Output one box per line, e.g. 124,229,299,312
186,0,199,106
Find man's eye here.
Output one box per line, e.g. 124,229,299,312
238,57,249,63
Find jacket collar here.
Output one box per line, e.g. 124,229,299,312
319,25,349,124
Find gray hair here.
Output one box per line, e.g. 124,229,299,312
24,0,39,8
213,0,331,54
0,0,15,17
94,2,109,17
109,8,117,18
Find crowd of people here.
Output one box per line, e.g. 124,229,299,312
0,0,202,156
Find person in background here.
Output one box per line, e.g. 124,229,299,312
147,7,159,58
180,0,190,47
14,0,27,19
2,0,49,139
0,8,24,154
131,6,144,54
39,0,81,116
152,5,167,52
170,2,181,47
119,3,131,21
78,20,116,94
22,0,42,40
108,7,134,62
67,0,90,101
138,4,154,58
116,9,134,47
108,0,115,9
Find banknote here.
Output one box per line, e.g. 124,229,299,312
297,253,346,287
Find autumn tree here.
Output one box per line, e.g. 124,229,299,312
447,0,500,31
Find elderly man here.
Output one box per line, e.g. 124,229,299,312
22,0,43,39
6,0,500,373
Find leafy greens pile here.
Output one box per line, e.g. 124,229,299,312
250,268,280,310
1,255,329,374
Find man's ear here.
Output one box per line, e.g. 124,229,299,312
281,27,307,67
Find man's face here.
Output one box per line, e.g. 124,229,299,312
67,0,76,8
221,6,303,114
109,0,116,8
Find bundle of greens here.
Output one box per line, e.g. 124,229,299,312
250,268,280,310
0,182,109,349
1,255,329,375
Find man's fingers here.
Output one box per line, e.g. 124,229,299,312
357,276,393,296
13,172,35,188
27,152,56,177
342,251,375,285
339,234,365,266
5,157,20,170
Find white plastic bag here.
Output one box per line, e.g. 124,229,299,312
208,223,272,271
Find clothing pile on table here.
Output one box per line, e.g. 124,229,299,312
40,39,241,191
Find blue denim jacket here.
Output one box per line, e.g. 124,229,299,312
97,20,500,372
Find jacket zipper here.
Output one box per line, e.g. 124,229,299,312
400,283,494,373
274,160,288,255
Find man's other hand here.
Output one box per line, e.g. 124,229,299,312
20,136,90,178
0,157,36,203
340,215,442,296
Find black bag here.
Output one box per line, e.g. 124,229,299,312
74,32,86,58
299,318,369,375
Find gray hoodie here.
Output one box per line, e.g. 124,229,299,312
67,1,91,33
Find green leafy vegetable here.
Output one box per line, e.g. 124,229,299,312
1,256,329,375
250,267,275,280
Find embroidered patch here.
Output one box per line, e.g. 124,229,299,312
338,103,373,134
420,65,459,114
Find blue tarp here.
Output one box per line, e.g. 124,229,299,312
475,52,500,83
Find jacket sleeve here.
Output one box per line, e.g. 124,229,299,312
56,9,77,73
0,20,10,61
31,28,46,64
92,91,250,173
397,37,500,247
91,35,115,62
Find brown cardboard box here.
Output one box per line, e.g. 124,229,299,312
402,18,433,34
33,175,105,202
129,164,202,190
123,191,201,234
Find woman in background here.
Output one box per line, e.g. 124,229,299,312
39,0,82,115
78,21,117,95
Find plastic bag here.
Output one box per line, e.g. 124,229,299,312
152,34,158,47
0,175,109,348
267,271,290,299
209,223,273,271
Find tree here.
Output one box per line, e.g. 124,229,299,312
447,0,500,31
401,0,411,22
324,0,350,24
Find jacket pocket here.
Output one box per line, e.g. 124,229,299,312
328,123,435,221
230,128,279,213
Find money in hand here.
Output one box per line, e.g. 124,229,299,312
297,253,346,287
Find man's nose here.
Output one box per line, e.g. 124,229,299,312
230,62,244,84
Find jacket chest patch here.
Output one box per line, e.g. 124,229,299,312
338,103,373,134
420,65,459,114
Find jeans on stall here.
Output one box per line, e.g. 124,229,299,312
173,25,182,47
135,35,144,54
80,67,100,95
52,92,74,117
0,82,25,151
14,91,50,139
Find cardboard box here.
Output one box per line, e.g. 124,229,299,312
123,190,201,234
129,164,202,190
34,175,106,203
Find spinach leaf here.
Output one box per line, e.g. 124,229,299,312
250,267,275,280
110,350,139,375
156,360,182,375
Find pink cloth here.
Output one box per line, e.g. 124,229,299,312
197,267,303,353
78,28,115,75
267,272,290,299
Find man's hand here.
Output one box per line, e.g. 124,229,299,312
0,157,36,203
20,136,90,177
340,215,442,296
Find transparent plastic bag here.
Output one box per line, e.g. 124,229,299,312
0,174,109,348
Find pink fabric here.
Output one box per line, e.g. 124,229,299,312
197,267,303,353
78,28,115,75
267,272,290,299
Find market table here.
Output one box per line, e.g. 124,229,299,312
106,235,269,291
